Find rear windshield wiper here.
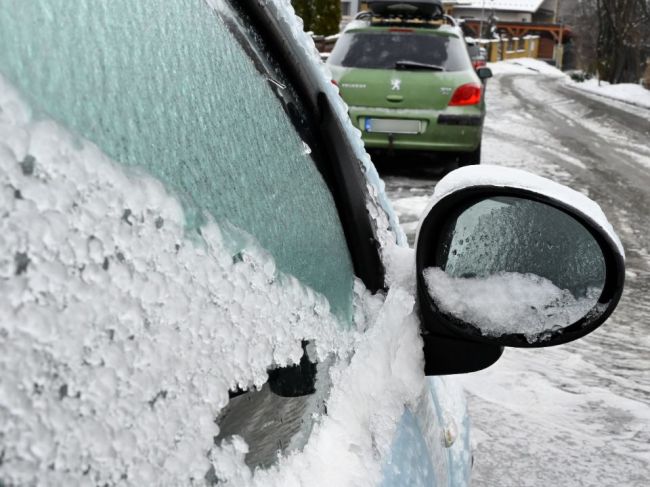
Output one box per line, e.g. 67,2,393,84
394,60,445,71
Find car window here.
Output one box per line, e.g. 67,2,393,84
0,0,355,321
329,30,472,71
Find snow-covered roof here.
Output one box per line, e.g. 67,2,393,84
454,0,546,13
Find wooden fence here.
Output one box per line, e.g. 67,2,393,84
480,35,541,63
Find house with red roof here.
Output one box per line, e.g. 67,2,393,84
451,0,570,62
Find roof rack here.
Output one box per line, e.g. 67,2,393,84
367,0,444,18
354,10,457,29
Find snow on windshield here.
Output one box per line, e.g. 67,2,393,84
0,72,427,486
423,267,601,342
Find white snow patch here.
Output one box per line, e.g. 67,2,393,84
539,145,588,170
0,70,429,486
488,58,568,78
569,79,650,111
423,268,601,342
0,73,348,485
614,147,650,171
232,287,426,487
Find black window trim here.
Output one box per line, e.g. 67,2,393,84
225,0,386,293
221,2,513,376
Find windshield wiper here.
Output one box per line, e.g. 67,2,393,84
394,60,445,71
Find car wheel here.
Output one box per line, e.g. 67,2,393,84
458,144,481,167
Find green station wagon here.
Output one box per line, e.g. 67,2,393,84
327,2,492,166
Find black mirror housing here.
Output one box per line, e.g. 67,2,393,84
416,166,625,375
477,67,492,79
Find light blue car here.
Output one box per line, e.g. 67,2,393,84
0,1,624,486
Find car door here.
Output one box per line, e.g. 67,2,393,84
0,0,455,486
0,1,470,486
0,0,358,482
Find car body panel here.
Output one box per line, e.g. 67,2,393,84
328,24,485,156
428,377,472,487
332,66,473,112
346,104,483,152
380,376,473,487
380,408,441,487
0,0,473,485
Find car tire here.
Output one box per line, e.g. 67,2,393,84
457,144,481,167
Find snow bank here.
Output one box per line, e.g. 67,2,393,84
488,58,567,78
423,268,600,342
569,78,650,110
0,61,426,485
489,58,650,112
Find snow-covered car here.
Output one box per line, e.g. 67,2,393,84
0,1,625,486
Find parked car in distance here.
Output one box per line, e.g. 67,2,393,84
0,0,625,486
466,38,488,70
327,0,493,166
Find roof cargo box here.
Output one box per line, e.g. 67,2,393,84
367,0,444,18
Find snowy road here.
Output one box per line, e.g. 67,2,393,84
382,70,650,486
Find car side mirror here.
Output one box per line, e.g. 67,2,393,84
477,67,492,80
416,166,625,375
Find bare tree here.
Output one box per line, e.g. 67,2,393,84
597,0,649,83
568,0,599,73
570,0,649,83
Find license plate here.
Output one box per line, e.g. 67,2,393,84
364,118,422,134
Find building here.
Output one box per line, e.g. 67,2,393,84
451,0,570,62
452,0,556,23
338,0,569,62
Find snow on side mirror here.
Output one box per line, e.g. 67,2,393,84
416,166,625,374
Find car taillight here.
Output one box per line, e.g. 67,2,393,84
472,60,486,70
448,83,482,106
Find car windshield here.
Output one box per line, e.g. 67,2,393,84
328,30,471,72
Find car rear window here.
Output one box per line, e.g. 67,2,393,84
328,30,472,72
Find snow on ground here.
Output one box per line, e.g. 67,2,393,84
490,58,650,113
569,78,650,110
488,58,567,78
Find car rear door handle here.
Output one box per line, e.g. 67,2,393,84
386,94,403,102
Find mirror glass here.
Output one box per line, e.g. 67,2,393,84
477,67,493,79
424,196,606,343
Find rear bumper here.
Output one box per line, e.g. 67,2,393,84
348,106,483,152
